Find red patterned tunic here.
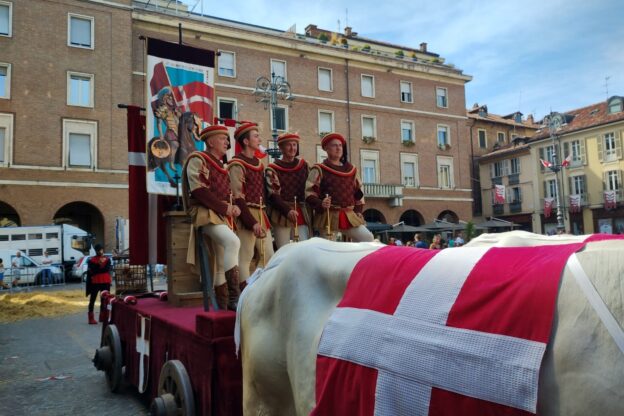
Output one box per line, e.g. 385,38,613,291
266,158,310,227
228,154,270,230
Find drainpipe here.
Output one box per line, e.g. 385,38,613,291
468,118,478,216
345,58,352,160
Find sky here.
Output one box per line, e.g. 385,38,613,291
180,0,624,121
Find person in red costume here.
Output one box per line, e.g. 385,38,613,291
86,244,112,324
228,122,274,287
266,132,311,248
182,124,241,311
305,132,373,242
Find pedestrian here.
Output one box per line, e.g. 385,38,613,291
41,251,53,287
182,124,242,311
265,132,311,248
85,244,112,324
454,232,465,247
11,251,24,289
388,237,397,246
414,233,428,249
0,259,8,289
305,132,373,242
429,234,442,250
228,121,274,289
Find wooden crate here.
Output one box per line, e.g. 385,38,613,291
165,212,204,307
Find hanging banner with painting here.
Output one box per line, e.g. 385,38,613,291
145,38,215,195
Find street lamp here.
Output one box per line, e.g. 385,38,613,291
252,72,295,159
543,112,567,232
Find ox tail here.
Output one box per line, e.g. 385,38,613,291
234,267,264,356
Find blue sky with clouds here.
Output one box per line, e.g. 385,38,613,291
181,0,624,120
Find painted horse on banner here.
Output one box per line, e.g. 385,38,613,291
238,232,624,416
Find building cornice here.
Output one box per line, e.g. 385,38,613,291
0,179,128,189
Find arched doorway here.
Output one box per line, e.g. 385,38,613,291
0,201,21,226
54,202,105,246
400,209,424,226
438,210,459,223
363,209,386,224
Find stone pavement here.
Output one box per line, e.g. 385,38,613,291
0,283,168,415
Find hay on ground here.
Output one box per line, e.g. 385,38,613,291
0,289,97,323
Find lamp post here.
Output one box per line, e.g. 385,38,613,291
252,72,295,160
544,112,566,232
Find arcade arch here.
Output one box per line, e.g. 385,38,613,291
437,210,459,223
400,209,424,226
0,201,21,226
363,209,386,224
54,202,105,246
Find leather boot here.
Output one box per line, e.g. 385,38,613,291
239,280,247,292
88,312,97,325
98,310,109,323
224,266,241,311
214,283,228,311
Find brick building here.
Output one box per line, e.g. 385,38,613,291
1,0,475,250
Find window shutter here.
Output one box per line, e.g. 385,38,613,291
580,138,587,164
563,142,569,159
581,175,587,195
568,176,573,194
618,170,623,190
603,171,608,190
616,131,623,159
597,136,603,161
543,181,547,198
490,163,495,178
539,147,545,172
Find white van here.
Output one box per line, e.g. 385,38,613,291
0,250,63,286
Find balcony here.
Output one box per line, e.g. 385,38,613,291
508,173,520,185
493,204,504,215
509,201,522,213
491,176,502,186
363,183,404,207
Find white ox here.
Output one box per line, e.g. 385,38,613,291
238,232,624,415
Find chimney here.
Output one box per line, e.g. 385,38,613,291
419,42,427,52
344,26,353,37
305,24,318,36
527,114,534,124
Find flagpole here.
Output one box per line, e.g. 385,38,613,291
545,112,566,232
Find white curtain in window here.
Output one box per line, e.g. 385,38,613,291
0,127,5,163
361,76,373,97
318,69,331,91
403,162,415,186
69,133,91,166
362,117,375,137
319,112,332,133
439,165,450,188
219,52,234,76
0,5,9,35
401,122,413,141
70,17,91,47
400,82,412,101
0,66,6,98
70,75,91,106
271,61,286,79
363,159,376,183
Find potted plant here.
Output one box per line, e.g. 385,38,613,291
410,52,417,62
362,136,376,144
362,44,371,53
402,139,415,147
395,50,405,59
318,33,329,44
341,38,348,48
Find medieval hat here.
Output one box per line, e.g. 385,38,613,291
199,125,229,141
277,132,300,147
321,132,346,149
234,121,259,143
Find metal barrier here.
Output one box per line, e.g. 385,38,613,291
2,264,66,292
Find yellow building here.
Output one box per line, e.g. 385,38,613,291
531,97,624,234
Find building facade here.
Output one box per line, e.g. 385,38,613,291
1,0,475,251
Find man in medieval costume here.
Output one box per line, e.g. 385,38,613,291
182,125,241,310
305,132,374,242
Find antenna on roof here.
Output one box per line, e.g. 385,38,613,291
346,8,349,28
605,75,611,99
337,19,341,33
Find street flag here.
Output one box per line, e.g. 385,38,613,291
494,184,506,204
561,154,572,168
568,194,581,213
604,190,617,210
540,159,552,169
146,38,215,195
313,243,589,415
544,197,554,218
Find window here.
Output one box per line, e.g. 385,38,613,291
605,170,621,191
437,125,449,147
68,14,94,49
63,119,97,169
544,179,557,198
361,74,374,98
318,110,334,135
478,129,487,148
491,160,507,178
401,120,414,143
510,158,520,175
608,97,623,114
509,186,522,203
563,139,585,166
360,150,379,184
569,175,586,196
217,97,237,120
400,153,419,187
0,112,13,166
400,81,412,103
0,1,12,37
318,67,332,91
271,105,288,131
316,145,327,163
218,50,236,77
270,59,287,80
0,62,10,99
361,116,376,140
497,132,505,143
67,72,93,107
437,156,454,188
436,87,448,108
604,132,617,161
539,145,556,170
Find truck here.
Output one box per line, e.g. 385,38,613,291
0,224,93,280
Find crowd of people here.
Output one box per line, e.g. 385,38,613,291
387,232,465,249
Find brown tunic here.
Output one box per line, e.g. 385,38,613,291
228,154,270,230
266,158,311,227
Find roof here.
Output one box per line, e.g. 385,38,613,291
532,98,624,140
478,141,532,162
467,106,539,129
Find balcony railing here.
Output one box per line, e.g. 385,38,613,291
493,204,504,215
508,173,520,185
363,183,404,207
509,201,522,212
491,176,502,185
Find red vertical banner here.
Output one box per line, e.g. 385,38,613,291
127,105,149,265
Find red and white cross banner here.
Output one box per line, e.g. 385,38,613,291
136,314,151,393
544,197,554,218
493,184,506,205
604,190,617,210
313,243,587,415
568,194,581,213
